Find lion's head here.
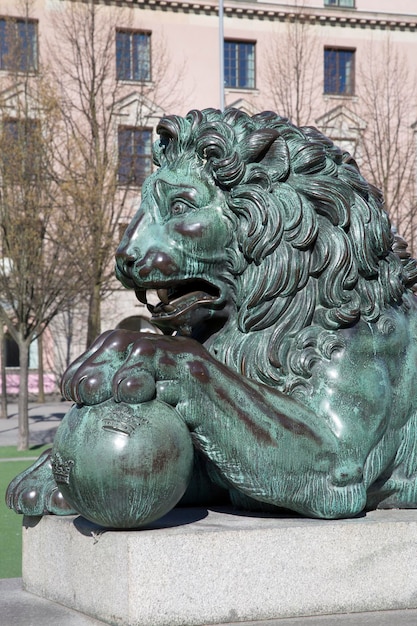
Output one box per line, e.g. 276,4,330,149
116,108,417,394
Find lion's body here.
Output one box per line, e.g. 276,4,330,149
120,108,417,516
8,109,417,523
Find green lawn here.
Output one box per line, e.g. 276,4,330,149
0,446,50,578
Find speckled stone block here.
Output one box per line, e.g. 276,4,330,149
22,508,417,626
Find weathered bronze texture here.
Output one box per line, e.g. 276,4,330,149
7,108,417,527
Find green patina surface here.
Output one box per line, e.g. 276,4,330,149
6,108,417,528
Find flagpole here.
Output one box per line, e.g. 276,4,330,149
219,0,225,111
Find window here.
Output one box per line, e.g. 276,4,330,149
3,334,37,367
224,41,255,89
324,48,355,96
1,118,41,180
118,127,152,186
4,334,19,367
324,0,355,6
0,17,38,72
116,30,151,82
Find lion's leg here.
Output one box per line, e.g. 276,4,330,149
191,423,367,519
178,451,230,506
366,413,417,510
174,361,368,519
6,449,77,516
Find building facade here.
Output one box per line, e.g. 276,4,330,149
1,0,417,393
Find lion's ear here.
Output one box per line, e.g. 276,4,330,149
241,130,289,181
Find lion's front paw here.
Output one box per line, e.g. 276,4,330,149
6,450,77,516
61,329,144,405
61,332,198,406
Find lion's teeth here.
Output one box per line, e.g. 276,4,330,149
157,288,170,304
135,290,147,305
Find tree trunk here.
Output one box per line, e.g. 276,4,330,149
0,324,7,419
86,282,101,348
17,339,30,451
37,334,45,403
65,308,74,370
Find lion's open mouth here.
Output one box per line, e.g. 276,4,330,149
135,279,222,326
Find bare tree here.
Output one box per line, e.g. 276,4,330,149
45,302,89,387
263,4,321,126
48,1,184,347
357,36,417,253
0,75,80,448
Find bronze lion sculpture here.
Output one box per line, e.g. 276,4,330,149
7,108,417,527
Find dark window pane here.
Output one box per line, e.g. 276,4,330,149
116,31,131,81
118,127,152,186
2,118,41,180
224,42,237,87
4,119,18,142
324,0,354,5
17,20,36,71
5,335,19,367
132,33,150,81
0,20,6,69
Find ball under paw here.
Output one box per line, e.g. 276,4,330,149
51,399,193,528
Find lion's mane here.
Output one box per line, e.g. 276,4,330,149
153,108,417,393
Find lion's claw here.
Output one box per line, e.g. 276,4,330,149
66,369,113,405
113,370,156,404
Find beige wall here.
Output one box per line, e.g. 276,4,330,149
2,0,417,116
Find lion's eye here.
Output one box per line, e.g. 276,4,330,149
171,201,188,215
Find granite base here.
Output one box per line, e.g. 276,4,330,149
22,508,417,626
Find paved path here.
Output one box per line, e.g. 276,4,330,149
0,399,72,449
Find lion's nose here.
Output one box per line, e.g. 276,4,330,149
138,250,179,278
115,250,136,278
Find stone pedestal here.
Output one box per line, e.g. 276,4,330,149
22,508,417,626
